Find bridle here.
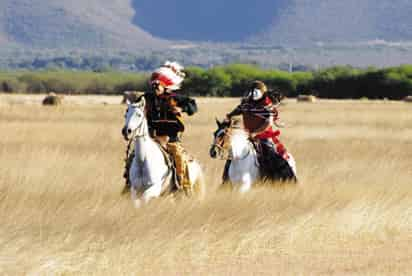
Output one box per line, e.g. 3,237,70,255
124,105,148,163
125,106,148,140
212,127,232,160
212,126,252,161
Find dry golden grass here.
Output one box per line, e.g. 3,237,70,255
1,96,412,275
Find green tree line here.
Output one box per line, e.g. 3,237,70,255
0,71,149,95
1,64,411,99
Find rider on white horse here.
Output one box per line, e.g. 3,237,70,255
123,61,198,194
223,80,296,183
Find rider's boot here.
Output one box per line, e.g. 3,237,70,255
167,142,191,195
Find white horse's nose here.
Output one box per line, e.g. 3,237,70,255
210,146,217,158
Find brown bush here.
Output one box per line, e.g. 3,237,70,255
404,96,412,102
297,94,317,102
42,92,63,106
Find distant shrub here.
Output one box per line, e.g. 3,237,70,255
43,78,77,94
297,95,317,102
42,92,63,106
18,74,47,93
1,78,26,93
114,80,147,95
85,79,113,94
0,65,411,99
404,96,412,102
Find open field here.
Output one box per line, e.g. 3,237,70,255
1,95,412,275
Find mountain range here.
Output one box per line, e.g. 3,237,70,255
257,0,412,45
1,0,412,49
1,0,412,69
0,0,166,49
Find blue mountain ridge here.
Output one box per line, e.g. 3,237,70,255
1,0,412,49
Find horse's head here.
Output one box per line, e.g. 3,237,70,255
209,118,232,159
122,96,147,141
210,117,251,160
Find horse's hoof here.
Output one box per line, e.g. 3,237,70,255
121,185,130,195
133,199,142,208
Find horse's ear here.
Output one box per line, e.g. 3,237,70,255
123,91,131,104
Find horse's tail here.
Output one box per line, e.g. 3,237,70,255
187,160,205,200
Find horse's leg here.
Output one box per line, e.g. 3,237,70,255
129,159,144,208
131,187,142,208
141,158,166,202
142,181,163,203
122,149,135,193
228,163,241,190
222,160,231,185
229,159,255,193
187,161,205,200
239,173,252,193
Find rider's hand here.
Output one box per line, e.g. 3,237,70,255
171,106,182,114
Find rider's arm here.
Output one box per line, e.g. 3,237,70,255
226,104,242,119
226,97,249,119
174,95,198,116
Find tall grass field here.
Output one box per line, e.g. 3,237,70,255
1,96,412,275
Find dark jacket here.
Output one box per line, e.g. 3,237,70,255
143,91,197,142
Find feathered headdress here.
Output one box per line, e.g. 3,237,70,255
150,61,186,91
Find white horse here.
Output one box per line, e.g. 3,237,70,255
122,97,204,206
210,119,297,193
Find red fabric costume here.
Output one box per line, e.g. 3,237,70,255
253,96,289,160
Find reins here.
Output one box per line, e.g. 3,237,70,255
124,112,146,166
